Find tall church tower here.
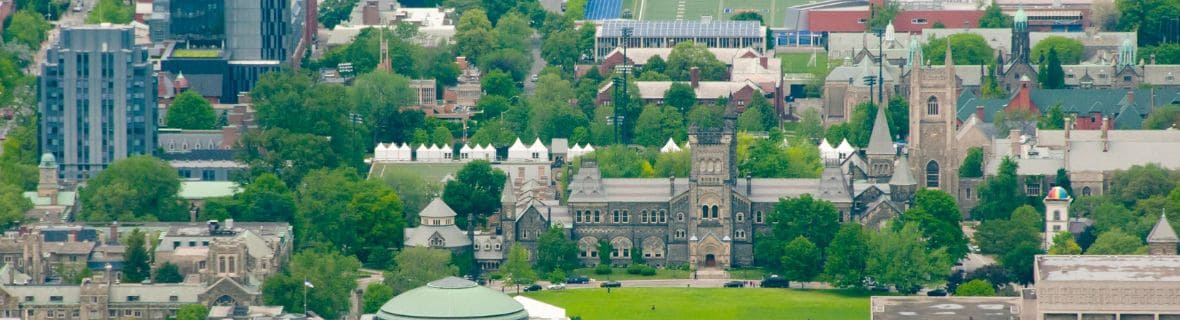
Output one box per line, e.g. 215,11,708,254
1011,7,1030,65
1043,186,1072,248
37,153,59,201
908,41,960,198
686,111,738,268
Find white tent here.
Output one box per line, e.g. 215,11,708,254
477,144,496,160
396,143,412,161
528,138,549,160
818,139,839,161
508,138,530,161
440,144,453,160
660,138,682,153
459,144,473,160
415,144,430,161
836,139,855,160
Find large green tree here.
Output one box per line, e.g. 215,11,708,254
86,0,133,23
154,262,184,283
262,250,360,319
955,279,996,296
977,1,1012,28
922,33,995,65
973,157,1026,221
1086,229,1146,255
975,206,1042,255
535,227,579,276
1116,0,1180,46
122,229,151,283
296,168,406,263
166,91,218,129
664,83,697,114
633,105,687,147
3,10,51,50
665,41,727,81
455,9,496,61
867,223,952,294
502,244,538,288
960,147,984,178
1142,105,1180,129
491,11,532,52
176,304,209,320
362,283,394,313
385,247,459,293
1048,231,1083,255
80,156,183,221
1032,36,1085,64
780,236,821,287
0,184,31,229
442,160,507,225
822,223,871,288
768,194,841,249
898,189,969,261
1040,48,1065,89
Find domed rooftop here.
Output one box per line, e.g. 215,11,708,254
377,277,528,320
39,153,56,168
1045,186,1071,201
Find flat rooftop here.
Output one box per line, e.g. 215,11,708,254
1037,255,1180,282
870,296,1021,320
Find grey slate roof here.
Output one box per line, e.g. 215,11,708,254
419,198,458,218
888,153,916,186
866,104,894,156
404,225,471,248
1148,214,1179,243
599,20,762,38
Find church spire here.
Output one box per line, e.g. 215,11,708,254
1147,212,1178,255
944,39,954,68
866,104,894,156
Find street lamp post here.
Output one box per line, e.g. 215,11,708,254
873,27,885,104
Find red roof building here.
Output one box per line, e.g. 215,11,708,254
807,9,983,33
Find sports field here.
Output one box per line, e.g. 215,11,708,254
524,288,873,319
621,0,810,28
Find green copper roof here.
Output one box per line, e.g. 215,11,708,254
178,181,240,200
377,277,528,320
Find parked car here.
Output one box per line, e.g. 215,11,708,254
566,276,590,284
547,283,566,290
600,281,622,288
522,284,542,292
926,289,947,296
761,275,789,288
723,280,746,288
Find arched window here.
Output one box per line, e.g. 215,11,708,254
711,205,719,219
659,210,667,223
576,210,583,223
1053,210,1061,221
926,96,939,115
430,237,444,247
736,213,744,222
736,230,746,239
677,212,685,222
755,211,763,223
594,210,601,223
641,210,649,223
926,161,940,187
613,210,620,223
1082,186,1092,196
701,205,709,219
622,210,630,223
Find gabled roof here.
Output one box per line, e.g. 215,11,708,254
1147,214,1179,243
419,198,458,218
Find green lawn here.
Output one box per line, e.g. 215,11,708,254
779,52,831,74
369,162,465,183
171,49,222,58
524,288,873,320
569,267,690,280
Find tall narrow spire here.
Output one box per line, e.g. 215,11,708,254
377,28,392,72
866,104,894,156
944,39,954,67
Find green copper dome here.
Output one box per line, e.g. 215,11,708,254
376,277,528,320
39,153,56,168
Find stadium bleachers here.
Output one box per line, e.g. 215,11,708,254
584,0,622,20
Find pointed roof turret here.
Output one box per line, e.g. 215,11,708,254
1148,213,1179,243
888,153,916,186
1014,7,1028,31
944,38,954,67
866,106,894,156
500,175,516,204
420,198,458,219
884,22,895,42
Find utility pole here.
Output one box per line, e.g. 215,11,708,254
874,27,885,104
620,27,632,145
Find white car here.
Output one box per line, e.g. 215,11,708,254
546,283,566,290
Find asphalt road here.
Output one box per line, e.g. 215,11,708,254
31,0,92,76
523,35,545,96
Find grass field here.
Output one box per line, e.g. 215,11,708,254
629,0,811,28
523,288,873,320
779,52,832,74
368,162,465,183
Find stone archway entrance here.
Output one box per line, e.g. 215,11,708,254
704,254,716,267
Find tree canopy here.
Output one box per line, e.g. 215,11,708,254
122,229,151,283
978,1,1012,28
262,250,360,319
385,247,459,293
166,91,218,129
1032,36,1085,64
442,160,507,226
80,156,183,221
295,168,406,265
922,33,995,65
86,0,133,24
665,42,728,81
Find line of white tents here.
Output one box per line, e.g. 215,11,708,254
373,143,496,162
818,138,856,162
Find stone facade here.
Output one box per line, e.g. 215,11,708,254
908,43,962,202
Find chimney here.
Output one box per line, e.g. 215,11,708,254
746,174,752,196
1065,116,1073,139
108,221,119,245
1009,129,1022,159
1101,116,1110,152
1126,90,1135,105
690,67,700,88
759,56,768,69
669,176,676,196
68,230,77,242
975,106,984,121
